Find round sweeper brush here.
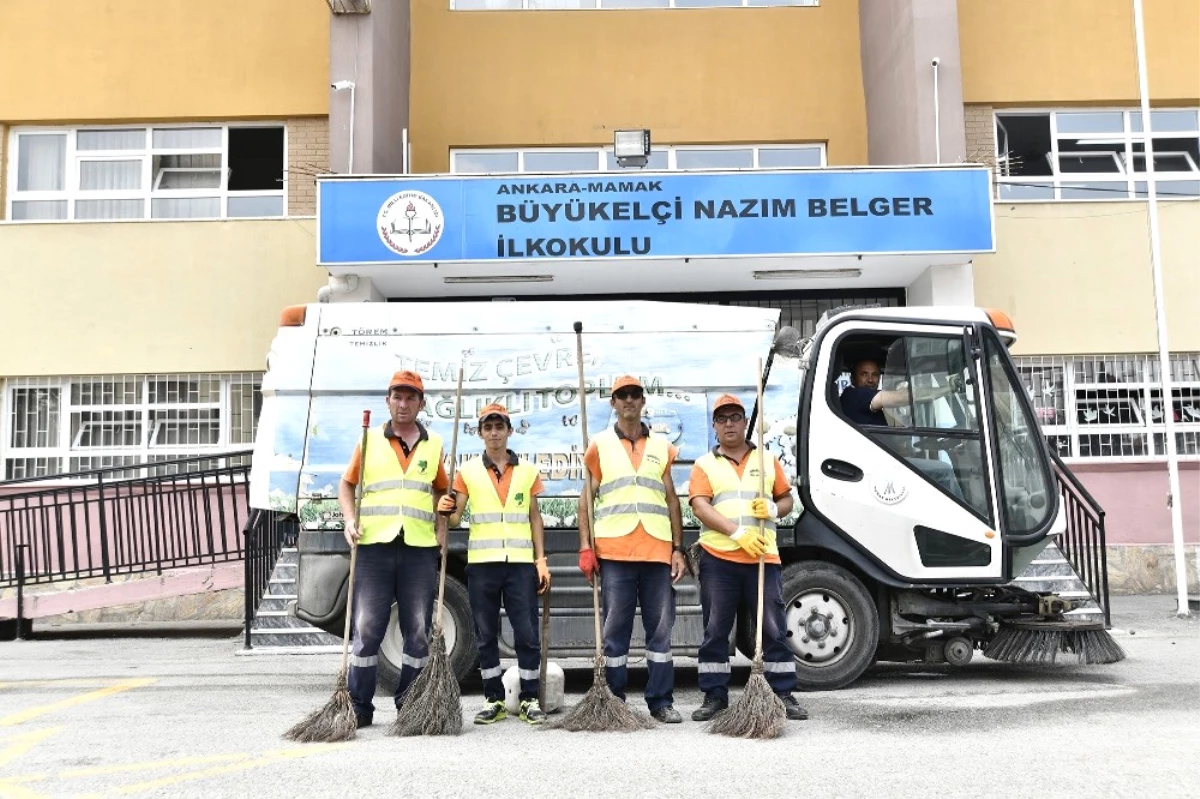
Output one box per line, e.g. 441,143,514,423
986,618,1126,665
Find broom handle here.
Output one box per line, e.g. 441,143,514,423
573,322,603,662
435,363,466,632
341,410,372,676
539,588,551,708
754,358,767,666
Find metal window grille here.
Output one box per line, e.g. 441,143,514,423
2,373,263,481
1012,353,1200,461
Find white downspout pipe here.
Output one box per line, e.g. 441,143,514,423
931,57,942,164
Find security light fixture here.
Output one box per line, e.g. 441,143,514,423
444,275,555,284
614,129,652,168
752,268,863,280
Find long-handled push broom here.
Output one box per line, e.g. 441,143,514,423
284,409,373,743
557,321,653,733
390,365,467,737
708,359,787,740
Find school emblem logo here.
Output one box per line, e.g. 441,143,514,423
378,190,444,257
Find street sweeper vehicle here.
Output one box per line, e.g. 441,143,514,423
249,299,1121,693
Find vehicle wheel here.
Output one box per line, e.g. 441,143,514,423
768,561,879,691
378,574,477,693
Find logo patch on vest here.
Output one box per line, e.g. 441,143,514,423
645,453,663,466
417,459,428,473
514,491,526,506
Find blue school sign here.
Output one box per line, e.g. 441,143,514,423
317,166,994,265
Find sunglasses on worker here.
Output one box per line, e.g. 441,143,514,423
613,389,644,401
714,412,745,425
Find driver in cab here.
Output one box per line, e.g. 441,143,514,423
840,358,961,425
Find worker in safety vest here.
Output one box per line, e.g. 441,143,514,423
438,403,551,725
338,370,449,729
577,375,687,724
687,394,808,722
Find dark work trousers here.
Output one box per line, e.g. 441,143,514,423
697,549,797,700
599,559,676,712
347,538,438,720
466,562,541,703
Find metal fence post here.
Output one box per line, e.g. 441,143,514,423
15,544,28,641
243,510,260,650
96,472,112,583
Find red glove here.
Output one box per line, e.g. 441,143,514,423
578,548,599,582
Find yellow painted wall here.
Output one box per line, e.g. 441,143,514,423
975,202,1200,355
0,221,327,376
409,2,867,172
0,1,329,123
960,0,1200,105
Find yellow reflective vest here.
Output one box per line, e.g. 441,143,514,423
459,455,539,565
695,448,779,557
592,429,672,542
357,425,442,547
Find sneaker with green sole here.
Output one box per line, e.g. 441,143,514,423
519,699,546,725
474,700,507,725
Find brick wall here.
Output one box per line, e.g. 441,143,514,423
287,116,328,216
0,124,7,219
964,104,996,165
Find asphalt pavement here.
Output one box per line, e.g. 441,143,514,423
1,595,1196,799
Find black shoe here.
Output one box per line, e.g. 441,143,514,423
691,695,728,722
354,711,373,729
519,699,546,725
779,694,809,721
650,705,682,724
474,700,508,725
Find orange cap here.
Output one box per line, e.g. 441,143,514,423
712,394,745,416
388,370,425,394
612,375,644,393
478,403,511,424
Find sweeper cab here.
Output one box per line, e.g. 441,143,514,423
249,300,1119,692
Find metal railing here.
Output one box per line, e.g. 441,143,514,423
1050,451,1112,626
0,450,254,590
242,509,296,649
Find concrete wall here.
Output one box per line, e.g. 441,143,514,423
0,0,329,122
960,0,1200,106
859,0,965,165
974,202,1200,356
0,220,326,376
407,2,867,172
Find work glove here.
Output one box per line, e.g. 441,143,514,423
536,557,551,595
436,494,456,515
729,526,767,558
578,548,600,582
750,497,779,521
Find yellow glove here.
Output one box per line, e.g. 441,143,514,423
750,498,779,521
536,557,551,595
729,526,767,558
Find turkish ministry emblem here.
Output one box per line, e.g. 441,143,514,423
378,190,444,256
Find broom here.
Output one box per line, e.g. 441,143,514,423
389,364,466,737
557,321,653,733
708,358,786,740
986,618,1126,665
284,409,373,743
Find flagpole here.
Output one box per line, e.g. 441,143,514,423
1132,0,1189,617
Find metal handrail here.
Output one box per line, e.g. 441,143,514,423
1049,450,1112,626
243,510,295,650
0,451,255,590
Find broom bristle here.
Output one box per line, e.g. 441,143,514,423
388,632,464,737
283,672,358,743
707,667,785,740
555,662,654,732
987,625,1126,665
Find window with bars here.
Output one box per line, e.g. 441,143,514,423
3,373,263,480
450,143,826,174
1012,353,1200,461
7,124,285,221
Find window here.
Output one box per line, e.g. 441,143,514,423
3,373,262,480
7,125,285,221
995,109,1200,201
451,144,825,174
450,0,816,7
1012,353,1200,461
833,334,990,520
